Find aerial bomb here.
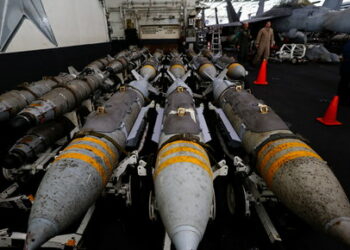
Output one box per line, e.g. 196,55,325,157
211,76,350,246
220,59,247,80
24,57,157,250
201,49,247,80
155,140,213,250
83,54,116,73
169,58,186,79
11,74,108,131
0,74,75,122
106,49,146,74
187,49,350,246
139,49,163,81
187,50,217,81
11,50,145,131
105,55,129,74
2,118,74,169
154,55,213,250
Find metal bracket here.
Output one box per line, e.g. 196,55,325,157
2,145,64,184
246,176,282,243
234,156,250,175
0,183,19,199
0,195,33,210
114,151,138,180
34,146,65,172
0,183,32,210
233,156,282,243
105,151,150,208
137,160,147,176
213,160,228,179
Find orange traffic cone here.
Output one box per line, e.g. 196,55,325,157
316,96,342,126
254,59,269,85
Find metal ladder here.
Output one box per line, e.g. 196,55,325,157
211,28,222,54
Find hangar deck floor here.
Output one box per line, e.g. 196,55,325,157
84,62,350,250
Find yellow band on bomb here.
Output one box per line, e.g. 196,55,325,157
159,146,210,165
55,152,107,184
65,144,113,171
154,155,212,178
264,151,322,187
199,63,214,74
72,137,117,162
228,63,240,71
257,141,313,172
257,140,323,187
170,64,185,71
155,140,212,178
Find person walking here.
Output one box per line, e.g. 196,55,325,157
338,40,350,106
253,21,275,65
236,22,252,64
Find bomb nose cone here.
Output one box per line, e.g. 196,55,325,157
172,226,201,250
227,63,247,80
327,217,350,246
2,154,22,169
24,218,58,250
10,116,32,131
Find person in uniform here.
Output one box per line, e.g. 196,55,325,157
253,21,275,65
236,22,252,64
338,40,350,106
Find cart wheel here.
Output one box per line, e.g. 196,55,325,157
291,58,297,64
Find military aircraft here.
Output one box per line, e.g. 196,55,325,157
246,0,350,42
207,0,350,43
226,0,241,23
208,0,242,28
